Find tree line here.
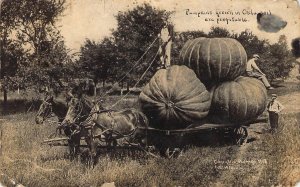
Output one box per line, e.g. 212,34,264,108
0,1,297,103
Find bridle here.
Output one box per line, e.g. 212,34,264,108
37,99,53,121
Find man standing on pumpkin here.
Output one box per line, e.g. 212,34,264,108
158,24,173,69
267,94,284,133
246,54,274,90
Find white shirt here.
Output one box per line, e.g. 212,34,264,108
246,58,260,72
160,27,170,43
267,99,284,113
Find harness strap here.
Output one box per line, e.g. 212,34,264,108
94,121,137,138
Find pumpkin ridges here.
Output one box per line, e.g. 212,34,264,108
198,39,211,82
187,38,204,67
241,77,267,116
210,77,268,123
197,39,211,82
226,82,235,121
236,82,249,120
148,77,164,102
234,39,247,78
207,39,212,80
168,67,205,102
213,82,228,117
210,39,221,80
191,41,202,77
173,67,207,101
245,78,265,109
176,91,210,106
176,96,211,111
220,39,232,79
179,38,247,86
228,39,239,80
168,67,182,100
235,77,267,122
217,38,223,79
180,40,193,63
239,77,260,119
225,39,236,80
139,65,211,129
232,84,246,121
154,70,170,99
174,80,207,102
179,40,191,60
188,40,200,68
177,102,210,112
196,41,202,76
236,79,249,121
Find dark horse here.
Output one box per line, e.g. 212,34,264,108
35,91,75,146
61,95,95,158
62,96,149,163
35,92,69,125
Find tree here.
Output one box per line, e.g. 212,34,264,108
78,37,117,88
15,0,66,59
267,35,295,80
233,29,269,58
291,38,300,58
0,0,69,103
112,3,173,88
208,26,231,38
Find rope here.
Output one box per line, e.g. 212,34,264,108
101,37,158,98
109,49,159,109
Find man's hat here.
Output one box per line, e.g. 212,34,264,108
271,94,277,98
253,54,260,59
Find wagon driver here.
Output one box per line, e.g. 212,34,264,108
246,54,274,90
267,94,284,132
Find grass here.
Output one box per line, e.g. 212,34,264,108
0,112,235,186
0,81,299,186
269,113,300,185
1,111,299,186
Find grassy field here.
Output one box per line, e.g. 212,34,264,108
0,82,299,186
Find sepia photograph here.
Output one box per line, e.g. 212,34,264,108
0,0,300,186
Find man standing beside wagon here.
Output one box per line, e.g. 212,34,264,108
267,94,284,133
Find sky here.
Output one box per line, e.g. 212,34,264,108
58,0,300,53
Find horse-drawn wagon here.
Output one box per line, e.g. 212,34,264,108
40,96,249,159
38,36,267,161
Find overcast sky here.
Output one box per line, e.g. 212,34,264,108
58,0,300,52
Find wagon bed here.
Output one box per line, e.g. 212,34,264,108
43,122,249,159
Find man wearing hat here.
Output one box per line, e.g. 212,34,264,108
246,54,274,90
267,94,284,132
157,24,173,69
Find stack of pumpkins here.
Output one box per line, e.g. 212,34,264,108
139,37,267,130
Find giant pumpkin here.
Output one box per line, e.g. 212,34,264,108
178,37,247,87
209,76,267,124
139,65,211,130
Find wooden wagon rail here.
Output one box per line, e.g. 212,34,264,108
137,123,245,135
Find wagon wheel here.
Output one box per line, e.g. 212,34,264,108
233,127,248,145
160,147,182,158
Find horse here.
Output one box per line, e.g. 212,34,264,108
61,94,95,159
35,92,69,125
62,96,149,163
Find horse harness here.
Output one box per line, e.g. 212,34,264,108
38,99,54,120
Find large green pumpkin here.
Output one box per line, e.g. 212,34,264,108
209,76,267,124
178,37,247,87
139,65,211,130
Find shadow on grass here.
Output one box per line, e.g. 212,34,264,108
0,99,42,116
269,81,300,96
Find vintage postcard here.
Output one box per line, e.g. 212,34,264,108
0,0,300,186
